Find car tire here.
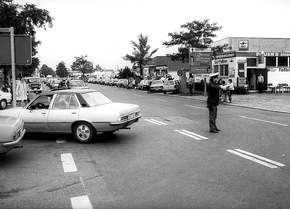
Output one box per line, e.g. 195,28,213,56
0,99,7,109
73,122,95,143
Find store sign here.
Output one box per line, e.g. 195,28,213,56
263,52,290,56
268,67,290,72
238,40,249,51
215,52,236,59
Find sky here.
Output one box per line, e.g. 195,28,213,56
12,0,290,71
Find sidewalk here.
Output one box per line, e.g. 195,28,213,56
179,92,290,114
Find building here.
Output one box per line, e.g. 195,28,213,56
211,37,290,90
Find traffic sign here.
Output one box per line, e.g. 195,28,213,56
177,70,183,76
0,28,10,33
189,47,212,74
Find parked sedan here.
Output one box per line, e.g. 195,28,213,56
137,80,151,90
0,89,141,143
0,116,26,155
68,80,89,89
163,80,180,94
149,80,164,92
0,90,12,109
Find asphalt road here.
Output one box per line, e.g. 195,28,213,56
1,83,289,209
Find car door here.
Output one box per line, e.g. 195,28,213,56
48,93,80,133
19,94,53,132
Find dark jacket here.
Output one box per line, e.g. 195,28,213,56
207,82,221,106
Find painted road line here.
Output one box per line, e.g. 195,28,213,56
175,129,208,140
61,153,78,173
71,195,93,209
154,98,168,102
227,149,285,168
185,104,207,110
145,119,167,125
240,115,288,127
234,149,286,167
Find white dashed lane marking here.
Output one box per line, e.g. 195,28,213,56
185,104,207,110
71,195,93,209
145,119,167,125
175,129,208,140
240,115,288,127
227,149,286,168
61,153,78,173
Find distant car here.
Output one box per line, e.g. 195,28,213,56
116,79,129,88
0,90,12,109
68,80,89,89
0,89,141,143
24,77,43,94
163,80,180,94
149,80,164,92
137,80,151,90
0,116,26,155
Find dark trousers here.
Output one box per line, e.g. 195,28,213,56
208,105,218,131
258,82,263,93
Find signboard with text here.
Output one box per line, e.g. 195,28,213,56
189,47,212,74
0,35,32,65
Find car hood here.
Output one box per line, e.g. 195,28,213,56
0,107,23,118
0,115,19,126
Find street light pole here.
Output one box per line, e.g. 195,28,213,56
10,27,17,108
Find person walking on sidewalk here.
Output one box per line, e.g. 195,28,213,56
188,74,194,95
226,79,234,102
207,72,228,133
257,73,264,93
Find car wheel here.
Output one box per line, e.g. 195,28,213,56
0,99,7,109
73,122,95,143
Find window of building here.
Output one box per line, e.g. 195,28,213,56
238,63,245,77
266,57,276,67
213,65,218,73
219,65,229,76
247,58,257,67
278,57,288,66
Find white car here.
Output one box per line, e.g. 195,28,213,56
0,89,141,143
0,116,26,155
0,90,12,109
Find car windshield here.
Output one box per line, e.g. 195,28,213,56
81,92,112,106
152,80,163,85
26,78,41,83
70,80,87,87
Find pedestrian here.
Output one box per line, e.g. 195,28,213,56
206,72,228,133
257,73,264,93
226,79,234,103
188,74,194,95
16,77,28,107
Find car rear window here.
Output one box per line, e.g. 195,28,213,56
81,92,112,106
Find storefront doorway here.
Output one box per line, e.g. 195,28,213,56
247,68,268,90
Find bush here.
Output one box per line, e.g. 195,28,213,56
234,86,249,94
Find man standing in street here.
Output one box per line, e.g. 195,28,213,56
257,73,264,93
207,72,228,133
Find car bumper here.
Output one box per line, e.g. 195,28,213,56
1,129,26,154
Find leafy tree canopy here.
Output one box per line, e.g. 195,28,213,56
71,55,93,78
123,34,158,77
0,0,54,76
163,19,222,62
56,61,69,78
118,66,134,79
39,64,55,77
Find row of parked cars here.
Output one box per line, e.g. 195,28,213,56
89,77,181,94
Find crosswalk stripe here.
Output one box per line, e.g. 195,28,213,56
181,129,208,139
71,195,93,209
61,153,78,173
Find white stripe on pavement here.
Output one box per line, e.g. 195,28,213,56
145,119,167,125
61,153,78,173
234,149,286,167
227,149,285,168
71,195,93,209
185,105,207,110
175,129,208,140
240,115,288,127
154,98,168,102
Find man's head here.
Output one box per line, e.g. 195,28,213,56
209,72,219,82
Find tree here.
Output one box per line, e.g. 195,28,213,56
163,19,222,62
0,0,54,78
123,34,158,77
71,55,93,79
56,61,69,78
118,66,134,79
39,64,56,77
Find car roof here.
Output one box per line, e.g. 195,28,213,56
40,89,96,95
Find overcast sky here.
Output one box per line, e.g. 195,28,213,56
13,0,290,70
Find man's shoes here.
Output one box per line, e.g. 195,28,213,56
210,130,219,133
215,128,221,131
